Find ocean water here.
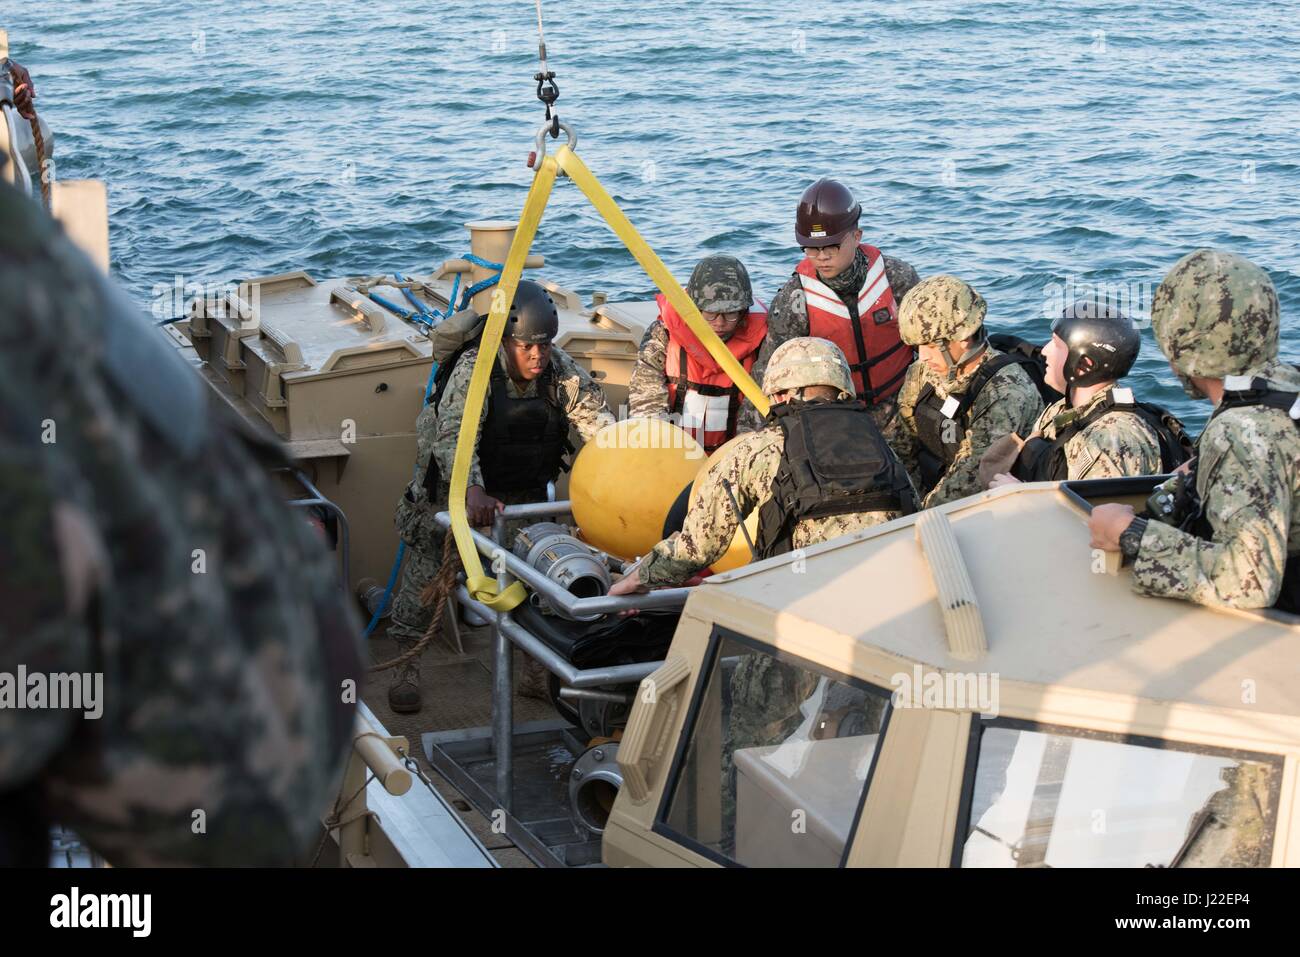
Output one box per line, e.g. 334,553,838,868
10,0,1300,428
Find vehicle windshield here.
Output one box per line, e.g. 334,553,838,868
659,631,891,867
960,724,1280,867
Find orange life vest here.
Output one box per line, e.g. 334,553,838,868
658,293,768,454
794,243,911,403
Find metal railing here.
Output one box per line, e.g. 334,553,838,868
435,501,687,813
280,468,351,589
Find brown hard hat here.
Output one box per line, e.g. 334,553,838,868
795,177,861,247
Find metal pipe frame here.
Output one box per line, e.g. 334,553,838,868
435,504,692,616
280,467,351,589
491,515,513,814
557,687,635,705
443,498,679,831
456,587,661,688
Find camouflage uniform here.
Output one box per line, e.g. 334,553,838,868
1129,250,1300,609
627,320,674,419
895,350,1043,507
744,248,920,438
388,344,614,649
636,424,906,587
1031,384,1163,480
894,275,1043,507
0,183,361,866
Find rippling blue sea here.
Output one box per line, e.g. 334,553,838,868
9,0,1300,427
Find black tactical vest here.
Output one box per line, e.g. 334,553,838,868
1012,390,1194,482
477,363,571,494
1182,374,1300,614
913,354,1039,492
753,399,917,560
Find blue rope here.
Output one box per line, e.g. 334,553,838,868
361,541,406,637
396,273,438,319
361,254,502,638
366,291,422,323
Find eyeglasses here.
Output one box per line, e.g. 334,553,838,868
702,311,743,325
801,236,848,258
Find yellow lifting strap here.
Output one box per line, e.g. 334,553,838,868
449,143,769,610
555,147,770,417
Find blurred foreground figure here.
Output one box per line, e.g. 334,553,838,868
0,181,362,866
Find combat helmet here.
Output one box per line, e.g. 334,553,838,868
686,254,753,314
897,275,989,377
505,280,560,343
1150,249,1280,395
795,178,861,248
1052,298,1140,389
762,337,854,399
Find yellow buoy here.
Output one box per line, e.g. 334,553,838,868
689,434,758,573
570,418,705,561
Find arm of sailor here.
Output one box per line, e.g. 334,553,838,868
882,256,921,305
552,346,616,442
923,367,1042,508
635,433,771,588
626,320,671,420
1128,416,1296,609
7,61,36,119
891,362,928,496
1072,415,1164,481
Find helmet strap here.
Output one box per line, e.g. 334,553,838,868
943,333,989,381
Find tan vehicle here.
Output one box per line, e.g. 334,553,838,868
604,478,1298,868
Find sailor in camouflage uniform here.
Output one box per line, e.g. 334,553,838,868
627,254,767,454
609,337,916,592
1020,390,1162,481
745,178,920,441
893,275,1044,507
388,281,614,712
0,181,361,866
986,300,1179,486
1090,250,1300,612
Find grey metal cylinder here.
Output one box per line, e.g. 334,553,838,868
512,522,612,621
569,743,622,836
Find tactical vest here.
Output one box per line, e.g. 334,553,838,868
475,362,571,494
659,293,768,455
913,353,1040,492
753,399,917,560
1012,387,1194,482
986,332,1065,405
794,244,911,404
1181,373,1300,614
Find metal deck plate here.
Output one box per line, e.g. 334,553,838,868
424,720,605,868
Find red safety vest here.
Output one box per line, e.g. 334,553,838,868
658,293,768,454
794,243,911,403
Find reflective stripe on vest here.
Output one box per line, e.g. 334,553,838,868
660,294,767,454
794,244,910,403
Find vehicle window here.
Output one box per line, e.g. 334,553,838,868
659,632,890,867
960,724,1280,867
